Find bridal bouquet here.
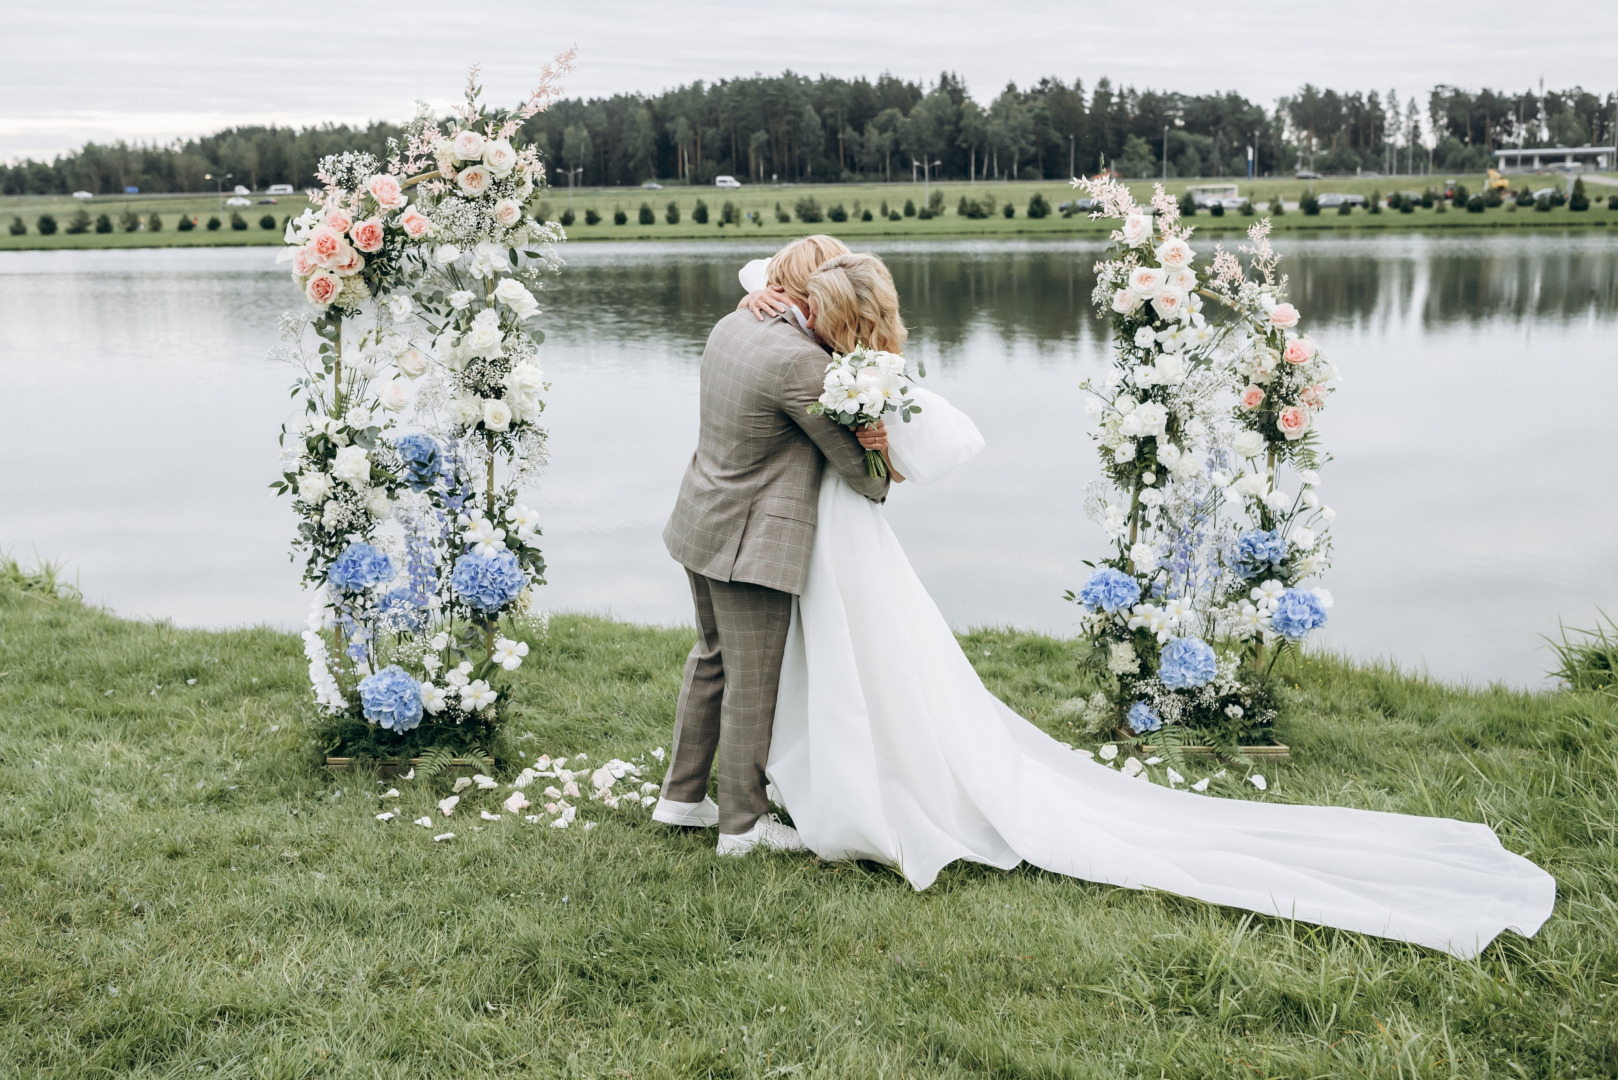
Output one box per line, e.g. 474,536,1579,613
1068,179,1341,752
807,344,921,478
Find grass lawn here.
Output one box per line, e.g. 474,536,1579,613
1,565,1615,1078
4,175,1615,252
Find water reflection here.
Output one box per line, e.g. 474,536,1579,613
0,234,1614,686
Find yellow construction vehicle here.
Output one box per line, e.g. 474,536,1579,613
1485,168,1511,192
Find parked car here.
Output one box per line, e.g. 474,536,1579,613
225,196,252,207
714,175,742,189
1315,193,1366,208
1058,197,1097,213
641,181,663,190
1295,170,1322,180
233,185,250,196
71,190,94,199
266,184,294,195
256,198,279,205
1531,187,1560,201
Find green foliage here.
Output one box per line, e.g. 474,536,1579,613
228,211,247,230
1569,178,1589,212
1299,191,1320,215
917,206,933,220
1516,188,1536,207
583,208,601,225
663,200,679,224
825,203,848,222
691,199,708,224
1535,194,1553,212
559,207,575,226
1239,199,1254,216
956,195,991,219
1420,189,1436,208
0,593,1614,1076
1268,194,1284,216
1609,194,1618,210
7,215,24,236
1484,187,1503,208
1451,183,1470,207
793,196,823,223
1399,195,1416,214
889,210,902,220
1210,201,1225,217
612,207,628,225
147,212,162,231
880,199,889,216
1549,186,1567,207
637,202,655,225
903,198,916,216
1178,191,1197,215
1548,613,1618,692
259,212,276,229
93,212,113,233
205,215,221,230
773,201,789,223
1368,189,1382,214
1001,201,1014,218
119,209,140,232
1026,191,1051,218
1466,194,1485,213
720,199,740,225
860,208,873,221
36,213,56,235
1337,201,1352,215
926,189,944,215
177,214,195,231
64,208,91,233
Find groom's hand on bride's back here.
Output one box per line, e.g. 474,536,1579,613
739,287,791,320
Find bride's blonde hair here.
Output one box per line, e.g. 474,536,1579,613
766,234,850,301
806,253,908,355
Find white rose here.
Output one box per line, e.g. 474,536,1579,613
1156,443,1181,465
1119,412,1144,437
1154,354,1186,385
331,445,371,487
396,348,427,379
467,322,504,356
1121,213,1154,246
468,241,505,279
1165,267,1198,293
295,471,333,505
493,277,540,319
1129,543,1160,572
482,398,513,431
455,165,492,198
434,243,462,266
452,129,486,162
482,139,518,177
493,197,524,227
1111,289,1140,315
1131,365,1156,388
1128,266,1165,299
1154,238,1194,269
366,488,394,520
1153,287,1189,320
448,290,476,310
1232,472,1267,498
504,361,544,396
1132,402,1168,436
1290,527,1316,550
385,294,413,319
1301,489,1320,508
1132,326,1156,349
1113,441,1137,463
1232,431,1266,458
450,397,482,427
376,378,410,412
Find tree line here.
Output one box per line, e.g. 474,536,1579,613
4,74,1614,196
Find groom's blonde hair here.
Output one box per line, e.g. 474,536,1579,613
767,234,850,301
807,253,908,356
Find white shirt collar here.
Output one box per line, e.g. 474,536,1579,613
789,303,810,334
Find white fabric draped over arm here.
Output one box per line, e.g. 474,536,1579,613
884,387,985,486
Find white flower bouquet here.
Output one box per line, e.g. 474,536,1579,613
807,344,921,478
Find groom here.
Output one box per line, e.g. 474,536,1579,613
655,235,891,855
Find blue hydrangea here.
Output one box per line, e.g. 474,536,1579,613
1233,528,1289,579
377,588,427,632
1078,567,1142,613
1270,589,1329,640
1127,701,1162,734
359,664,423,732
328,542,395,593
450,549,526,614
1158,636,1218,690
396,433,442,492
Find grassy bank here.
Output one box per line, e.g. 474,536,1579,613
1,566,1615,1078
4,174,1615,252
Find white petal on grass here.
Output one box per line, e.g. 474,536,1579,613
375,811,394,822
1099,744,1119,761
381,788,400,798
437,795,459,816
1191,778,1210,792
1145,756,1163,766
413,816,432,827
1249,774,1268,791
432,832,455,842
473,774,498,790
480,810,501,821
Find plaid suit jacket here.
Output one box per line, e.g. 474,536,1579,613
663,309,890,595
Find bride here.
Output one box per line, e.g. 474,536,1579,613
758,251,1555,960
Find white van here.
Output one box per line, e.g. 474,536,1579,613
714,175,742,189
266,184,294,195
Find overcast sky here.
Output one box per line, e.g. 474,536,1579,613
4,0,1615,161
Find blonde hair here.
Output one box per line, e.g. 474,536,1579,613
766,234,851,301
806,253,908,356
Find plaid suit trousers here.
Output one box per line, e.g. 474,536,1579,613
660,569,793,834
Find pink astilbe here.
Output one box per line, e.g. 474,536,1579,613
1074,175,1137,220
1211,247,1243,286
1240,219,1281,285
493,46,578,139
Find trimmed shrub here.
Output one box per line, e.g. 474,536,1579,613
205,216,222,231
1001,202,1014,218
860,208,873,221
880,200,889,217
721,200,740,225
1420,190,1435,208
1268,195,1284,216
560,208,575,226
826,203,847,222
37,213,58,235
665,201,680,225
927,190,944,216
1548,187,1566,207
148,213,163,231
1337,201,1352,215
584,209,601,225
613,208,628,225
229,212,248,230
692,200,709,224
903,198,916,217
1300,192,1320,216
1535,194,1552,212
177,215,195,231
259,213,276,229
1608,194,1618,210
1483,188,1503,208
1399,197,1415,214
638,202,655,225
916,207,932,219
94,213,113,233
8,216,26,236
1466,194,1485,213
120,209,140,232
62,209,89,232
1516,189,1535,208
888,210,901,221
957,197,987,219
1369,190,1383,214
1239,200,1254,216
1569,178,1589,212
773,202,789,223
794,196,823,223
1450,184,1469,207
1027,192,1051,219
1210,202,1225,217
1178,191,1197,216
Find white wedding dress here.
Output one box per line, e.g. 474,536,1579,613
766,386,1556,958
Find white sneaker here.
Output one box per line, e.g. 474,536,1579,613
716,813,805,856
652,795,719,828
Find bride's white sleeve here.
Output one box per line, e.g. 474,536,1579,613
884,386,986,486
739,259,769,293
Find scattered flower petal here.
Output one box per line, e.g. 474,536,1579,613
432,832,455,842
1191,778,1210,793
437,795,460,816
480,810,501,821
452,777,472,793
1249,773,1268,791
414,816,432,827
375,811,395,822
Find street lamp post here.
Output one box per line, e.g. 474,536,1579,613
1162,126,1169,180
203,172,233,213
915,158,942,210
1069,133,1075,179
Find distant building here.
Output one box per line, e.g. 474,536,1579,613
1493,146,1614,173
1185,183,1242,209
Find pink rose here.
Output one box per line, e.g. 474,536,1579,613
1269,302,1300,330
304,270,340,307
493,198,524,227
329,244,364,276
308,226,343,265
1282,336,1316,365
1300,385,1328,409
1127,266,1165,299
1239,385,1266,410
1277,405,1312,440
291,245,314,276
456,165,492,197
452,129,486,161
1154,238,1194,269
324,209,353,235
367,174,406,210
399,206,432,239
350,218,385,253
1152,287,1187,318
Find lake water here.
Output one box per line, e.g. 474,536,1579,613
2,235,1615,686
